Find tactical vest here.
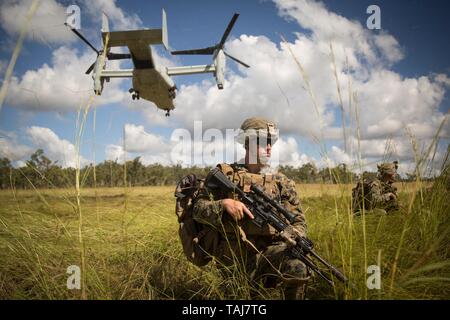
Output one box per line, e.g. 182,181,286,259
217,163,280,236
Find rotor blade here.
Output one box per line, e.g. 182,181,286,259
218,13,239,48
107,52,132,60
224,51,250,68
171,46,216,55
64,23,99,55
85,61,96,75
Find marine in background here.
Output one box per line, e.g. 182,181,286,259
352,161,400,214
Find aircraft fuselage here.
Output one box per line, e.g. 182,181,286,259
128,43,175,112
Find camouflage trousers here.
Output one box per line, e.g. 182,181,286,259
214,235,310,300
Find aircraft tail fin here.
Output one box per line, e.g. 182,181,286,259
162,9,168,50
213,49,225,89
101,12,109,34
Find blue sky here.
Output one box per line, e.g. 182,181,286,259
0,0,448,173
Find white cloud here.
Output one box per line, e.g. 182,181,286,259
270,136,312,167
374,33,404,64
354,71,448,140
123,123,170,153
327,146,352,166
0,0,74,44
121,92,174,127
1,127,91,168
26,126,87,167
82,0,142,30
105,144,128,163
6,46,126,111
0,130,33,162
274,0,403,65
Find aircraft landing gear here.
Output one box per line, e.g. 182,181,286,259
130,88,140,100
168,86,177,99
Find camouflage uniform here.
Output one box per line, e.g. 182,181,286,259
352,162,400,214
192,118,309,299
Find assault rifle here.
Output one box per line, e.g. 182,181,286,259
205,167,348,286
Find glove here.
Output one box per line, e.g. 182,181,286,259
383,192,397,201
281,225,302,246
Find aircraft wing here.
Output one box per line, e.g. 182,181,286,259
101,9,168,49
102,29,164,47
125,41,154,69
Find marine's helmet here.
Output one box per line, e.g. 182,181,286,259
377,161,399,176
236,117,279,146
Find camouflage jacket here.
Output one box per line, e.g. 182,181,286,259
352,177,399,212
192,163,307,238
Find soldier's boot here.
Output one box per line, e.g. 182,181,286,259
283,282,308,300
279,259,310,300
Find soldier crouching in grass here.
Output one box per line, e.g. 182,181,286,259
191,117,310,299
352,161,400,215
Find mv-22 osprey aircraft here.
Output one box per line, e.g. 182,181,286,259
66,10,249,116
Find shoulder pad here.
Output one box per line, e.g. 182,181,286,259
367,178,381,186
274,172,288,180
230,162,247,172
174,174,198,198
216,163,234,176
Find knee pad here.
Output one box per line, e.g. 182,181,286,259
281,259,310,285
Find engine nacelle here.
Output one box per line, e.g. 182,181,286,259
214,49,226,90
93,54,107,95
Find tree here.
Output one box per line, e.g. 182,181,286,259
0,158,12,189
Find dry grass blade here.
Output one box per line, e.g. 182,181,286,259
0,0,41,113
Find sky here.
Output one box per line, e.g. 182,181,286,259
0,0,449,175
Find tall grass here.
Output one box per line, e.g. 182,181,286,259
1,180,448,299
0,0,40,113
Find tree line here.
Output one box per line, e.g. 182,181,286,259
0,149,422,189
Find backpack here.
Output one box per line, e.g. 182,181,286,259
174,174,213,267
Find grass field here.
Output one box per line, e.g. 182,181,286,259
0,180,448,300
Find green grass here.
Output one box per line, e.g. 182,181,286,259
0,181,448,300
